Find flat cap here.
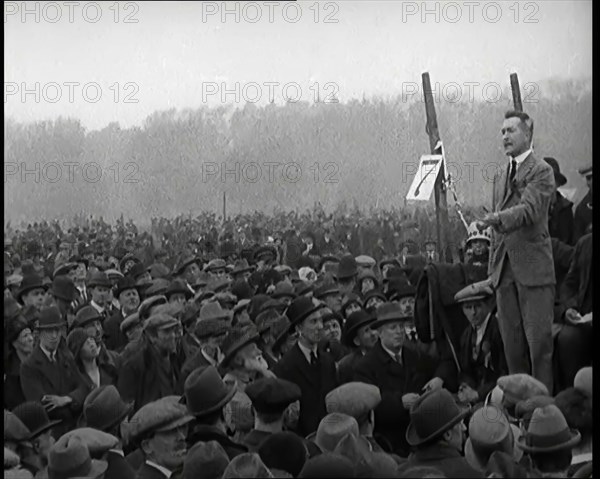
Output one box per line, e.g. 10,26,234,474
120,312,141,333
354,255,376,267
138,295,168,320
454,279,494,303
245,378,301,415
325,382,381,421
58,428,119,456
144,313,180,332
195,318,228,339
497,374,549,407
123,396,194,445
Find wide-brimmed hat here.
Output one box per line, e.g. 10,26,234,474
17,274,47,302
37,306,67,330
543,157,567,187
406,389,470,447
342,310,376,347
370,302,412,329
362,288,386,307
517,404,581,453
181,365,236,417
47,435,108,479
83,385,134,432
219,326,260,368
464,405,515,471
12,401,62,440
71,306,102,331
4,410,32,445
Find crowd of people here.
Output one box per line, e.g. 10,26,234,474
4,143,593,476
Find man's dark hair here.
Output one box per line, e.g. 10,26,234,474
255,410,284,424
531,449,573,474
504,110,534,138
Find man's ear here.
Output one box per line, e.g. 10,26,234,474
140,437,152,456
442,429,453,442
353,336,360,348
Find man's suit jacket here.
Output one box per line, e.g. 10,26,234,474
273,343,338,437
489,152,556,287
559,232,593,316
103,309,128,352
458,313,508,401
135,462,170,479
105,450,135,479
353,340,439,456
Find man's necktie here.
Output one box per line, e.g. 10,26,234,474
310,351,318,366
509,159,517,184
395,352,403,366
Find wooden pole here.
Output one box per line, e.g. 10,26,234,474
510,73,523,112
422,72,453,263
222,191,226,223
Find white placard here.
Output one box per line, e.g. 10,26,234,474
406,154,444,201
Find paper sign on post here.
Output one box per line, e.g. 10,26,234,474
406,154,444,201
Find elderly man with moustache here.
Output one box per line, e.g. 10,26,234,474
482,110,556,393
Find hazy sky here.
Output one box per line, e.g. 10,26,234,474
5,1,592,130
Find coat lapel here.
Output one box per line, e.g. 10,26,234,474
290,344,319,388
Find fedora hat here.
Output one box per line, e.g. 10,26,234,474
406,389,470,447
342,310,376,347
231,259,254,276
183,440,230,479
87,271,111,289
181,365,236,417
83,385,134,432
543,157,567,187
370,302,412,329
47,434,108,479
464,405,514,471
71,306,102,331
219,326,260,368
306,413,360,453
165,279,194,299
517,404,580,453
49,276,77,303
17,274,47,302
335,255,357,280
12,401,62,440
114,276,140,297
36,306,67,330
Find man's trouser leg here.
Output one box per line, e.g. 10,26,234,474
516,280,554,394
496,261,531,376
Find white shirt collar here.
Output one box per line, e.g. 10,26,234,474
145,460,172,478
297,341,317,364
40,344,57,362
474,314,491,349
90,300,104,314
201,348,217,366
511,148,532,166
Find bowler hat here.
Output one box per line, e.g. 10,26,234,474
12,401,62,440
386,277,416,302
4,410,31,444
17,274,47,302
181,365,236,417
47,435,108,479
246,377,301,415
335,255,357,280
554,387,593,436
406,388,470,446
219,325,260,368
517,404,580,453
342,310,376,347
87,271,111,289
286,296,326,329
543,157,567,187
258,432,308,477
371,302,412,329
36,306,67,330
123,396,194,445
183,440,230,479
83,385,134,432
49,276,77,303
464,405,514,471
71,306,102,331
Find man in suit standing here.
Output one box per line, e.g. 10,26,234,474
272,296,338,437
482,110,556,393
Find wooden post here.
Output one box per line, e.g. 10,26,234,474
222,191,226,223
422,72,453,263
510,73,523,112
